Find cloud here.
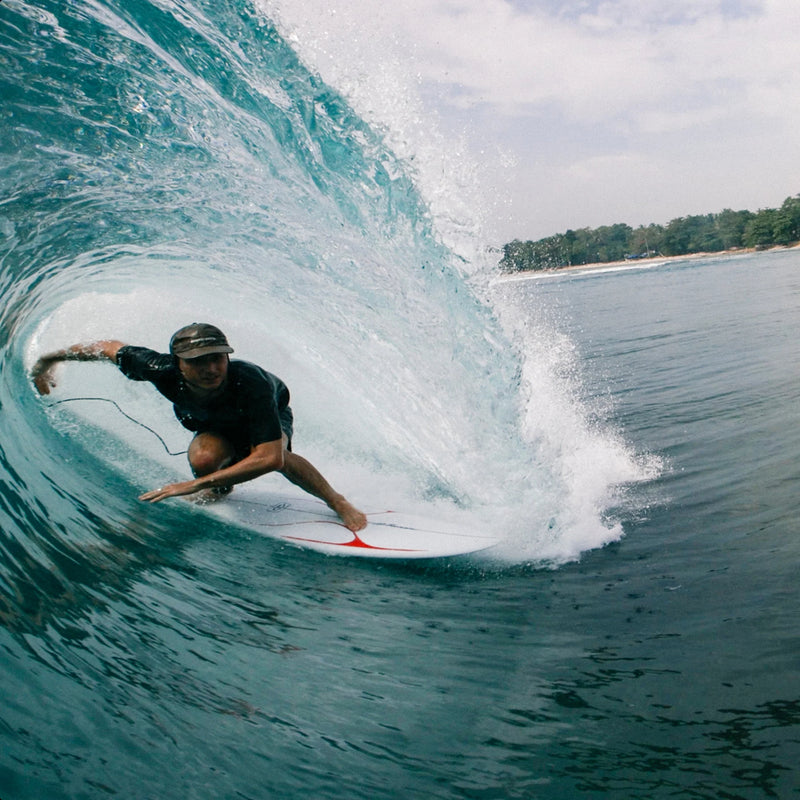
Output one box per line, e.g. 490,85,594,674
267,0,800,240
269,0,800,138
410,0,800,126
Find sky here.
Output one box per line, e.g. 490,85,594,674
267,0,800,245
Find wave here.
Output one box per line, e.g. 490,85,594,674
1,0,652,620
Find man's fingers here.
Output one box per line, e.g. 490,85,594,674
33,373,54,395
138,492,161,503
139,480,198,503
139,488,169,502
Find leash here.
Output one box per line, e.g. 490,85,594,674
47,396,188,456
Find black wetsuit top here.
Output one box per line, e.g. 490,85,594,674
117,346,293,456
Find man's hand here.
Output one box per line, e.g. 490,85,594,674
139,480,201,503
32,358,58,395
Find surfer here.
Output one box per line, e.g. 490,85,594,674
31,323,368,532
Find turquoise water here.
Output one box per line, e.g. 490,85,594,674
2,0,799,796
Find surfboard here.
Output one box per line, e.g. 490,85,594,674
211,490,499,559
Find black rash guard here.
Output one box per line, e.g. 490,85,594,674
117,346,293,456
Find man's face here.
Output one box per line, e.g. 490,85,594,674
178,353,229,392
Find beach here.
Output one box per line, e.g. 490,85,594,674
496,244,800,280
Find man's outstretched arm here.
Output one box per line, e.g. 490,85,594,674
138,439,285,503
31,340,126,395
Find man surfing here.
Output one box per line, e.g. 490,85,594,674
31,323,368,532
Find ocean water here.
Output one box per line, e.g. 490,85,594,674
1,0,798,797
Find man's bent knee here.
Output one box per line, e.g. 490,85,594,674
188,432,236,477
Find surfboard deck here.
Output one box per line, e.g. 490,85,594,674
211,491,498,559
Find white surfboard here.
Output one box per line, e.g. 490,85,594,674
211,491,499,559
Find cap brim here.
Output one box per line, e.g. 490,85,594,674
175,345,234,360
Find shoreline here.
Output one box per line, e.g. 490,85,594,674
496,244,800,280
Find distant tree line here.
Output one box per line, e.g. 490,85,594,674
499,194,800,273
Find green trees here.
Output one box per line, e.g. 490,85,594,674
499,195,800,273
716,208,753,249
771,195,800,245
742,209,778,249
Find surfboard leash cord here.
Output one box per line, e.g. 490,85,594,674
46,396,188,457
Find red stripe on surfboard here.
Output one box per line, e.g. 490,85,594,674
284,527,422,553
